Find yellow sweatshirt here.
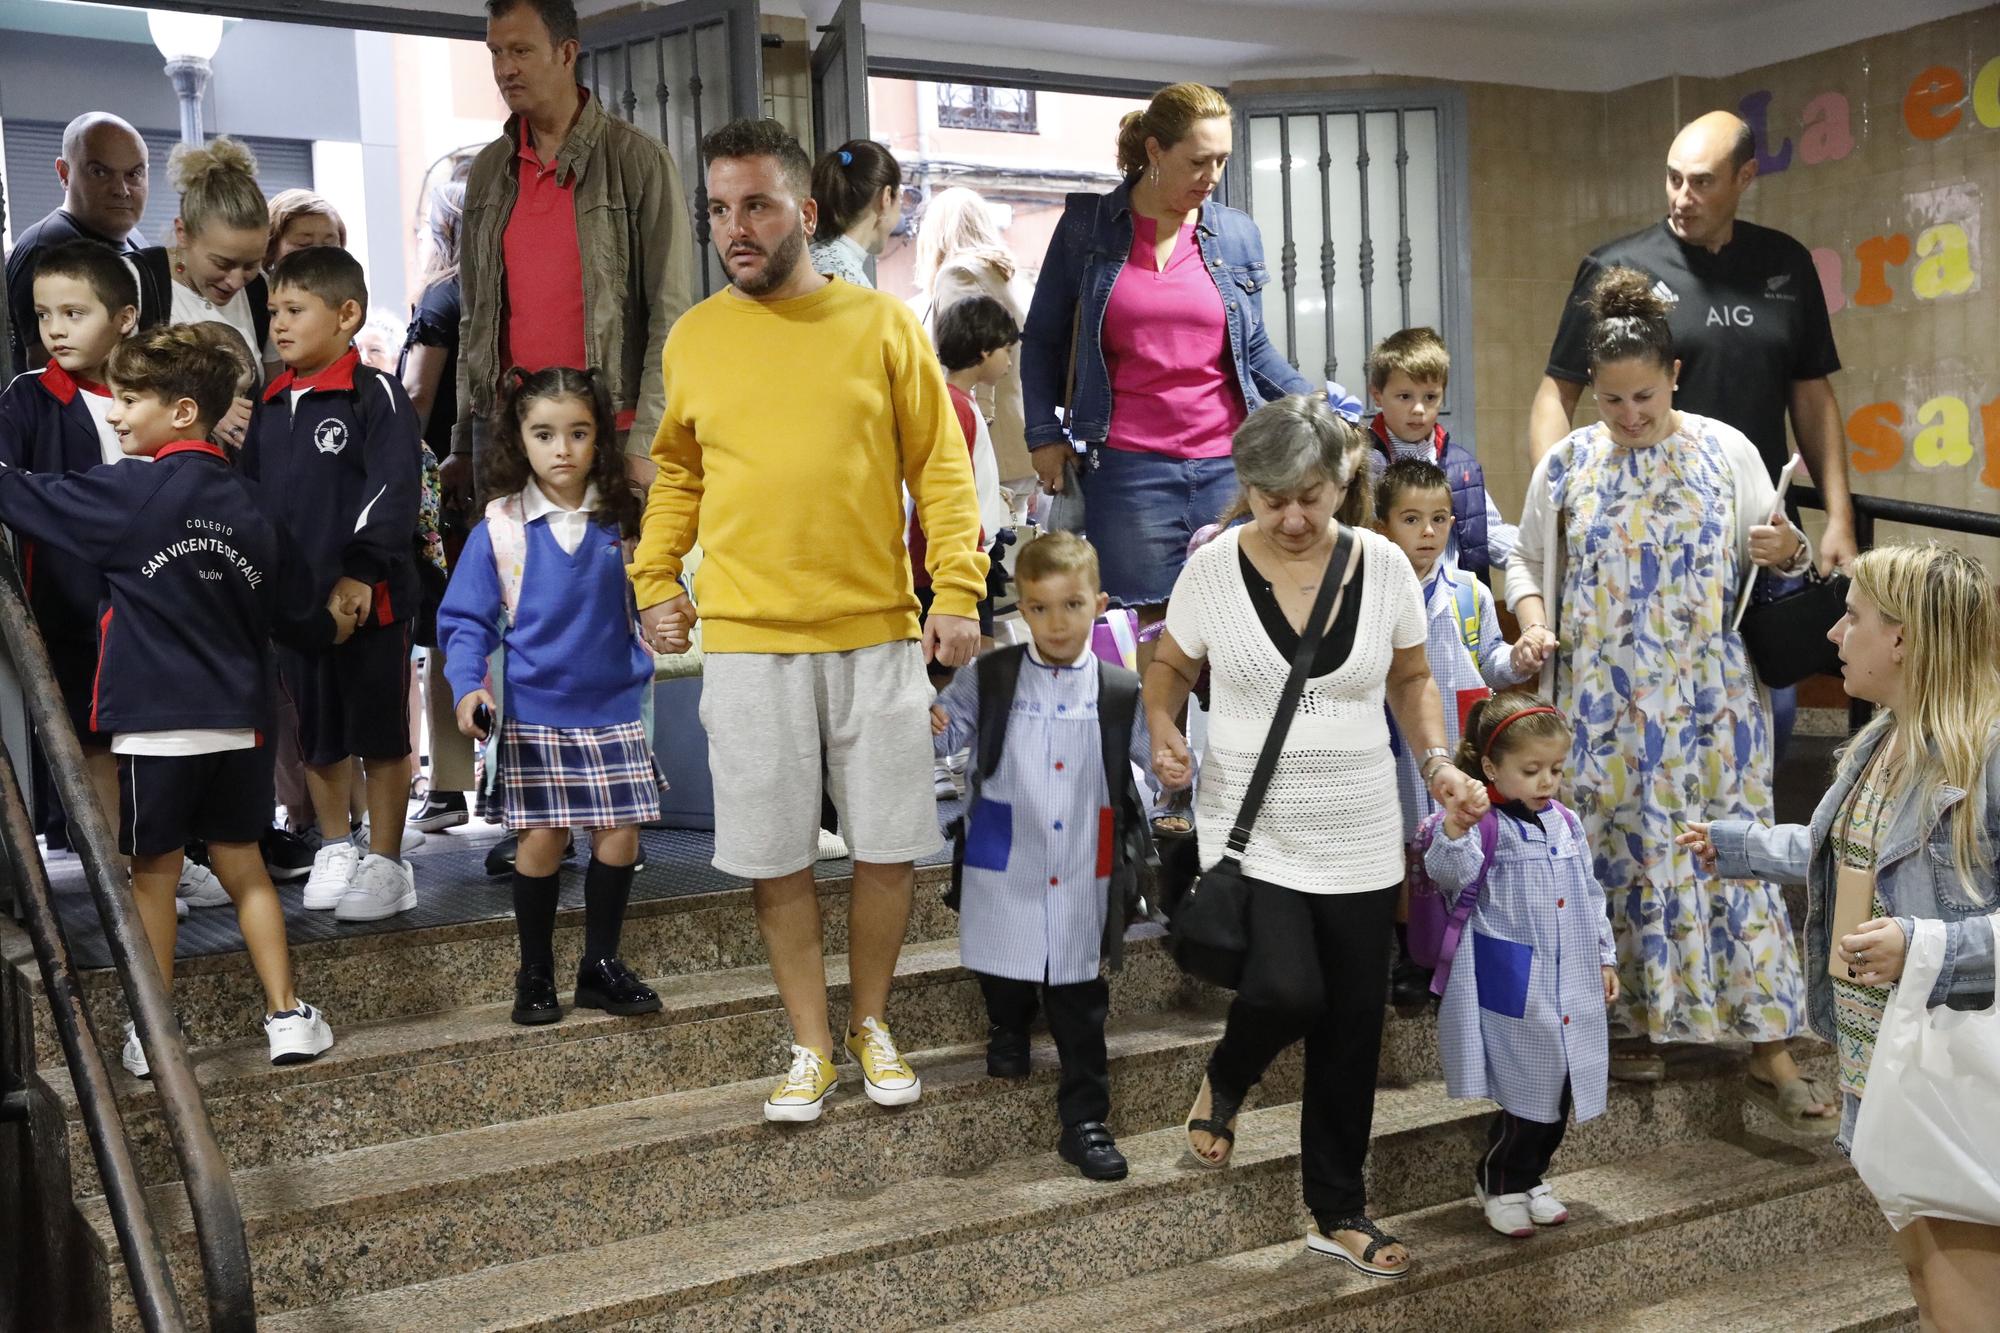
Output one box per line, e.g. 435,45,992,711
630,277,987,654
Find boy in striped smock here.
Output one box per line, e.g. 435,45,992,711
930,532,1152,1183
1376,458,1550,1007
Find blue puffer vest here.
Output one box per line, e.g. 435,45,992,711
1368,414,1490,574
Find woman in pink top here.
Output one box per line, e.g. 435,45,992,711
1022,82,1315,611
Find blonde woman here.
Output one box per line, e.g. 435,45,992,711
1683,543,2000,1330
914,186,1035,498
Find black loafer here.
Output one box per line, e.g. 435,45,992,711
986,1024,1031,1078
511,964,562,1025
1390,958,1435,1014
573,957,662,1015
1058,1121,1128,1181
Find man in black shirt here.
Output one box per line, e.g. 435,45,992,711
4,113,149,374
1529,110,1857,574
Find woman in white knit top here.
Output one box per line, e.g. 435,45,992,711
1147,394,1486,1281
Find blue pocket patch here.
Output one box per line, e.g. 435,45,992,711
1472,931,1532,1019
963,797,1013,872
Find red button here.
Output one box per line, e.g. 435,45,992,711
1556,898,1566,908
1562,1015,1570,1025
1054,761,1065,771
1049,876,1059,886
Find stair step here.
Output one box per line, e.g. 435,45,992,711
247,1062,1771,1331
29,868,958,1067
939,1138,1884,1332
1558,1238,1912,1331
48,930,1204,1194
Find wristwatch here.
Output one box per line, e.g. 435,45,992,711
1418,747,1451,780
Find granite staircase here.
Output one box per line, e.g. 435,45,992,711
1,865,1915,1331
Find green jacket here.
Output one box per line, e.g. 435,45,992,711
454,90,694,460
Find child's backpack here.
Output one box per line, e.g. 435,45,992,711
412,441,451,646
1408,801,1583,998
943,644,1153,971
1445,572,1491,732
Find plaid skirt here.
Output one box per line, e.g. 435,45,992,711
495,718,665,831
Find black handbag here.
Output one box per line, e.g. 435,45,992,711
1739,570,1849,688
1161,527,1357,989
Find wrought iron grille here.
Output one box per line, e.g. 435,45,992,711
936,84,1038,134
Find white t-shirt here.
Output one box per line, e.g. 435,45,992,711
113,729,256,756
1164,524,1427,895
78,389,123,466
170,280,261,385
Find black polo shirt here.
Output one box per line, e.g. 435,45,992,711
4,208,143,373
1545,218,1840,480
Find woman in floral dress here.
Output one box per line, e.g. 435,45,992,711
1505,266,1834,1128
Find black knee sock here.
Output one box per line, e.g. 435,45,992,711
511,869,560,971
582,856,636,962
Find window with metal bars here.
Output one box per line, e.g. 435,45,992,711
1229,90,1472,411
936,84,1038,134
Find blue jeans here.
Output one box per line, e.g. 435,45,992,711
1083,446,1237,607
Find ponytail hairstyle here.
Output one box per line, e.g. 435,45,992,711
1220,394,1372,529
1115,82,1230,178
810,140,900,243
484,366,644,540
168,137,266,240
1454,691,1573,778
1585,265,1675,373
1839,542,2000,898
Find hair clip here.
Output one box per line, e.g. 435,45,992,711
838,149,853,165
1323,382,1365,423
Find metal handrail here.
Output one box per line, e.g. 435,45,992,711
0,552,256,1330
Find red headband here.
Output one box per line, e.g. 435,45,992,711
1480,705,1565,760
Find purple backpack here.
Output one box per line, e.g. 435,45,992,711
1408,803,1581,998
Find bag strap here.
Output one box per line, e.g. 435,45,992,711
1223,526,1357,859
1057,192,1098,438
485,492,528,620
1452,575,1481,654
1097,662,1141,827
975,645,1027,782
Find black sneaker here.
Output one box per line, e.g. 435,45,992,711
261,827,316,882
511,965,562,1025
1057,1121,1128,1181
409,791,469,832
573,957,662,1016
986,1024,1031,1079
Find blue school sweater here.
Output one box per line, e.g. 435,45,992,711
0,364,117,653
436,510,653,730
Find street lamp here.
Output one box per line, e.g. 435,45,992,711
147,10,227,145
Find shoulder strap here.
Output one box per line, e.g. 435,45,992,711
1452,575,1481,654
1222,526,1356,859
975,645,1028,781
484,493,528,619
1446,810,1503,921
1096,662,1141,811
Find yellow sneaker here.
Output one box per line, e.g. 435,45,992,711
764,1044,837,1123
845,1016,922,1106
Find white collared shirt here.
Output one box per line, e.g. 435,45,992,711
522,478,600,556
1024,637,1094,670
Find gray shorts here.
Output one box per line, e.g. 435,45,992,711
699,640,943,878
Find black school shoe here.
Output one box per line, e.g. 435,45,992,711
986,1025,1031,1079
261,827,316,882
512,964,563,1025
573,957,662,1016
484,834,587,878
1390,957,1436,1015
1058,1121,1129,1181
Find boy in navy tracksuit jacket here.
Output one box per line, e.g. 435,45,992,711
242,247,423,923
0,325,345,1073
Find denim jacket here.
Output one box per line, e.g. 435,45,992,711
1020,181,1312,451
1710,724,1999,1050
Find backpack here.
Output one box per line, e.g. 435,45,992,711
1407,801,1583,998
943,644,1153,971
411,441,451,646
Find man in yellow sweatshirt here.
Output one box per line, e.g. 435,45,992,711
632,118,987,1124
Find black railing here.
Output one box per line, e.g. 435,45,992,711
0,549,255,1331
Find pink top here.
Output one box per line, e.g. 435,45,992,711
1101,215,1244,459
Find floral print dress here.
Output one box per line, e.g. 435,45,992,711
1547,418,1808,1045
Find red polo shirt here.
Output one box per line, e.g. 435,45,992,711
502,90,589,380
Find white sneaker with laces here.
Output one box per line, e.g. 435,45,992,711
1525,1182,1569,1225
356,816,426,851
120,1021,149,1078
1474,1182,1535,1238
264,1002,334,1066
815,828,849,861
175,861,229,908
175,897,188,919
334,854,417,921
302,842,360,910
932,763,959,799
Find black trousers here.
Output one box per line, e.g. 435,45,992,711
1480,1079,1572,1194
1207,879,1398,1218
975,971,1111,1128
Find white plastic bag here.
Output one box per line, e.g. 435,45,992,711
1849,916,2000,1230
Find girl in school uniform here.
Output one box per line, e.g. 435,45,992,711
437,367,665,1027
1419,692,1618,1239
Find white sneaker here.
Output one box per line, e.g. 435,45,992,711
175,861,229,908
121,1021,149,1078
1525,1182,1569,1225
1474,1182,1535,1238
176,897,188,919
264,1002,334,1066
815,828,849,861
357,816,425,851
334,854,417,921
302,842,360,910
933,763,960,799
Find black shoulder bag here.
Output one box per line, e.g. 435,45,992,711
1161,526,1356,990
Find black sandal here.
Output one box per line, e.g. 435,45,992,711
1307,1214,1411,1279
1183,1071,1244,1169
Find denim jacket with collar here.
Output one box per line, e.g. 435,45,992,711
1019,180,1312,451
1709,723,2000,1048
